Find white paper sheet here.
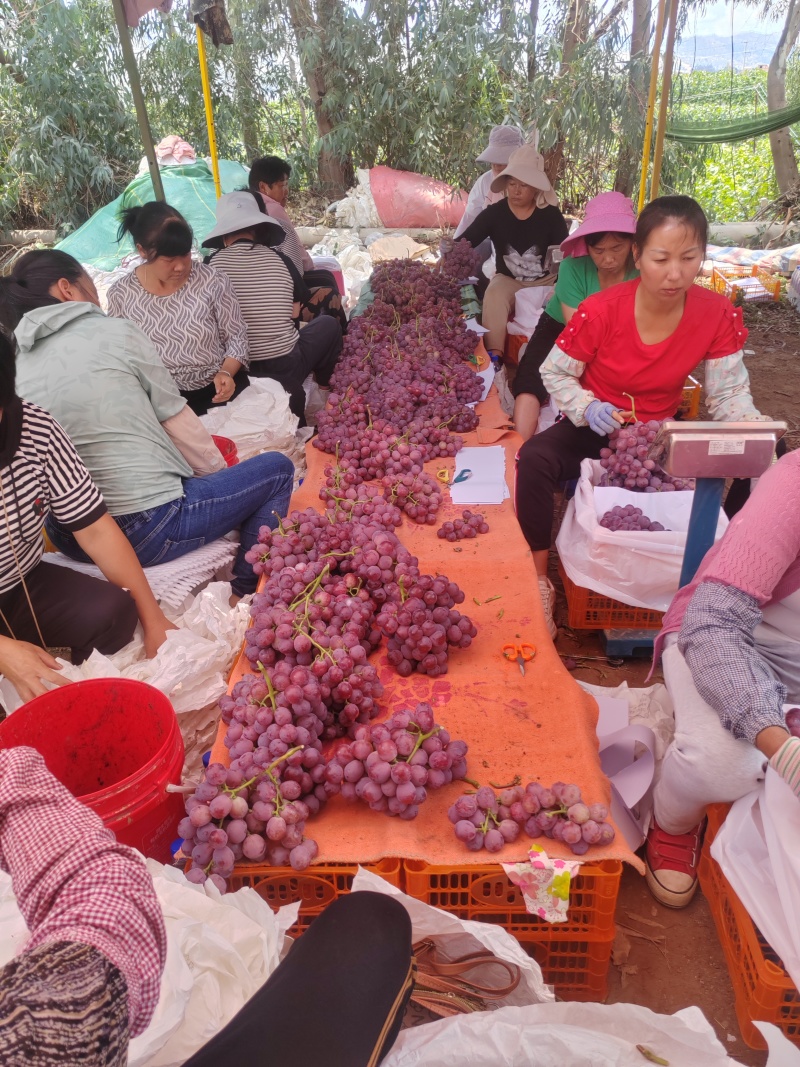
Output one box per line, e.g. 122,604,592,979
467,368,495,407
465,317,489,336
450,445,509,505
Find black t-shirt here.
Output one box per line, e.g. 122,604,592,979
460,199,569,281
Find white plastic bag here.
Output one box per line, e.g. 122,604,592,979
556,459,729,611
351,867,553,1007
711,769,800,993
199,378,299,462
382,1002,733,1066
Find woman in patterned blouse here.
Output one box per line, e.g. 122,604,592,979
107,203,250,416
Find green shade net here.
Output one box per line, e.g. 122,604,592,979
667,101,800,144
55,159,249,271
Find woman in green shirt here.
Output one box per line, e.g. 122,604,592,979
512,192,638,440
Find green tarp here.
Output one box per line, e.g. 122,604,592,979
55,159,249,271
667,101,800,145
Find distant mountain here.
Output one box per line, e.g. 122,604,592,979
675,32,779,71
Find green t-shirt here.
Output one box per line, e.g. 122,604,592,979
544,255,639,325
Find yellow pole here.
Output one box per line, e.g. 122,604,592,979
637,0,669,212
196,25,222,199
650,0,680,200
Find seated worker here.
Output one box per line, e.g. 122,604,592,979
458,144,569,361
454,125,524,257
515,195,767,639
0,748,413,1067
248,156,347,332
512,191,638,440
0,250,294,600
204,192,342,425
646,448,800,909
107,202,250,417
0,331,172,697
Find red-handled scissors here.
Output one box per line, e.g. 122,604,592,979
502,642,536,676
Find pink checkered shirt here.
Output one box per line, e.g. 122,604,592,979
0,746,166,1035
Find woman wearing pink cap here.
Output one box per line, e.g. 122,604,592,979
512,191,639,440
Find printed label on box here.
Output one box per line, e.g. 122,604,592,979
709,439,745,455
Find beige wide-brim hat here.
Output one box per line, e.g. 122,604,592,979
202,191,286,248
490,144,559,207
476,125,524,166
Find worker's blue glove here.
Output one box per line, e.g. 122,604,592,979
585,400,621,436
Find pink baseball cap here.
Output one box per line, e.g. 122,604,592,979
561,191,637,258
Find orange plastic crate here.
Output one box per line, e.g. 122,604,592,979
678,375,701,420
228,857,403,938
711,264,781,304
403,857,621,939
528,930,616,1002
699,805,800,1049
504,333,529,367
557,562,664,631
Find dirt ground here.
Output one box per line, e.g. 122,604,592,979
546,298,800,1062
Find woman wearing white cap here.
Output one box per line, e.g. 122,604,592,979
512,191,639,440
458,145,569,359
453,125,524,240
203,192,343,426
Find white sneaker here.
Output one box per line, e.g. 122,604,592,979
538,576,558,640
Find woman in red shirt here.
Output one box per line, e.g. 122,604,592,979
515,195,767,637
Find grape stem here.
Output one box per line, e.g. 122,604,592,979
488,775,521,789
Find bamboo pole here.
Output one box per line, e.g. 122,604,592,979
650,0,680,199
637,0,669,212
110,0,164,201
196,25,222,199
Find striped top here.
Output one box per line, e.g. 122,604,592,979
106,263,249,392
259,192,314,274
0,400,106,595
208,243,301,362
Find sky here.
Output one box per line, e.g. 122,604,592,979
685,0,782,36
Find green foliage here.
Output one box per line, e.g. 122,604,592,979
0,0,140,231
0,0,791,231
664,68,782,221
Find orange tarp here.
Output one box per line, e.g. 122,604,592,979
212,384,641,873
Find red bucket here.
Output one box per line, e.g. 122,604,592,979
213,434,239,467
0,679,184,863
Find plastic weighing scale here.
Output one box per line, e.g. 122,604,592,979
601,419,788,658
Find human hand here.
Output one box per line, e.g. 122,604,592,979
585,400,624,436
769,736,800,798
439,236,455,257
212,371,235,404
0,638,70,703
141,612,177,659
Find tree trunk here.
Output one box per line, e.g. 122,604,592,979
228,0,259,161
544,0,587,185
614,0,651,195
768,0,800,194
527,0,539,82
285,0,354,195
498,0,516,83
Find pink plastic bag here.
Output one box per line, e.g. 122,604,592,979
369,165,468,228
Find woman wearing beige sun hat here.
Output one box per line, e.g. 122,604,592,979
458,144,569,358
454,125,524,239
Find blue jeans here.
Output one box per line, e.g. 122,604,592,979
47,452,294,596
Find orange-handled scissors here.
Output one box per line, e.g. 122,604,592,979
502,642,536,676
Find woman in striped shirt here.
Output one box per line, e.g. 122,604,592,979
107,203,250,416
0,331,172,700
203,192,343,425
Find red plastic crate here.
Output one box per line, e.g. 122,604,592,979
699,805,800,1049
558,562,664,631
228,857,403,939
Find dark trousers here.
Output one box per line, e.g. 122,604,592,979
249,315,342,425
302,268,349,335
511,310,564,402
0,559,138,663
184,892,414,1067
515,418,607,551
180,369,251,417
